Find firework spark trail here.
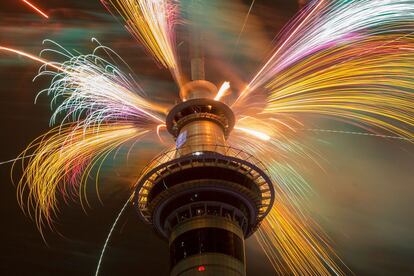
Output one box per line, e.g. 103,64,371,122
5,41,169,235
229,128,344,275
6,1,414,275
230,117,319,202
101,0,181,83
0,155,37,166
234,126,270,141
0,42,166,130
14,124,148,236
232,1,414,140
262,35,414,139
231,113,411,275
95,193,133,276
231,0,256,57
234,0,325,103
35,40,167,129
22,0,49,19
257,202,344,275
0,46,64,72
305,129,414,142
237,0,414,97
231,116,346,274
232,36,414,273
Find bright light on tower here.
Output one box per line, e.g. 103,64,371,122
215,81,230,101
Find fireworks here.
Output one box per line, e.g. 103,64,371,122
260,35,414,139
229,127,339,274
101,0,181,82
15,124,148,236
227,1,414,273
233,0,414,139
228,116,340,274
3,40,167,237
257,203,344,275
36,40,167,128
237,0,414,96
3,0,414,275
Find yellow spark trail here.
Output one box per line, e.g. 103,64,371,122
102,0,181,83
14,124,148,237
263,35,414,140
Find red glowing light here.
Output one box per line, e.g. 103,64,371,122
197,265,206,272
22,0,49,19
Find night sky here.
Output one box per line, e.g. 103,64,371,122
1,0,413,275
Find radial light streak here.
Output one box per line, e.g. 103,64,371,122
14,124,148,235
234,126,270,141
236,0,414,104
305,129,413,142
0,154,36,166
231,0,256,57
95,194,133,276
0,46,64,72
232,1,414,140
156,124,166,136
230,117,319,201
257,202,344,275
263,35,414,139
228,129,341,274
9,0,414,275
22,0,49,19
11,41,168,236
1,43,166,128
229,1,414,273
101,0,181,82
234,0,325,103
215,81,230,101
35,40,166,129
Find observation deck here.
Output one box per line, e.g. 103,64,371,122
134,144,275,239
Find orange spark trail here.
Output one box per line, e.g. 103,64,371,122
22,0,49,19
0,46,64,72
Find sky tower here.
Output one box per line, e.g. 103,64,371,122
133,2,275,275
134,76,275,276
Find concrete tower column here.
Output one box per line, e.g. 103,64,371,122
169,217,246,276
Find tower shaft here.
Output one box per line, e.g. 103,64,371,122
169,84,245,275
170,217,245,276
